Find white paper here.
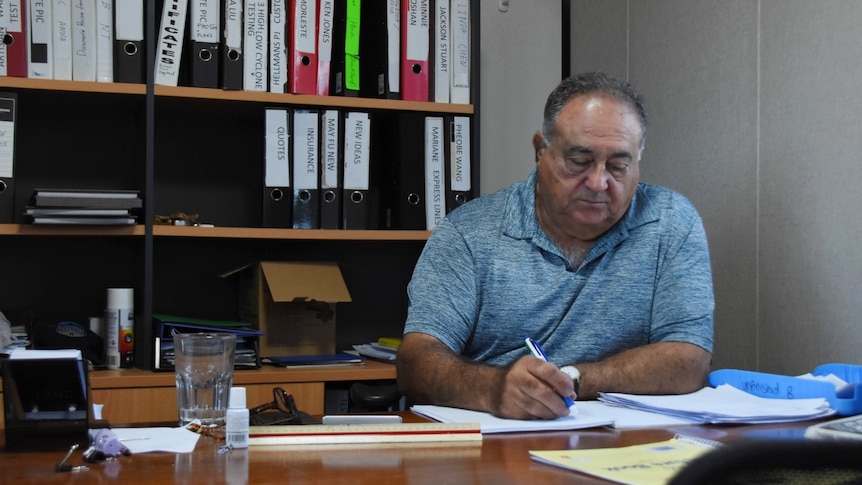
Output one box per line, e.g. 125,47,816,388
599,384,835,424
110,427,201,454
411,405,613,434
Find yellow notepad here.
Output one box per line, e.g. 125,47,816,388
529,434,721,485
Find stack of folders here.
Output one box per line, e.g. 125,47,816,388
151,0,472,103
2,0,145,83
262,108,472,231
151,314,263,371
352,336,401,362
25,188,142,225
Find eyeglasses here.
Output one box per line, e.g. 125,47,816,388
249,387,302,426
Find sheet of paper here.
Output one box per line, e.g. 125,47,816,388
530,434,720,485
599,384,834,424
410,405,613,434
110,427,201,453
575,400,700,429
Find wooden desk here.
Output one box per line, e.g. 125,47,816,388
0,414,816,484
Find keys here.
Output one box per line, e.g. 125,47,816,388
56,444,89,473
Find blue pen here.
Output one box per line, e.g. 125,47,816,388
524,337,578,413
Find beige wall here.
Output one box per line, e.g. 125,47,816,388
571,0,862,374
478,0,562,194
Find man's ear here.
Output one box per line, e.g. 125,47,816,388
532,132,546,162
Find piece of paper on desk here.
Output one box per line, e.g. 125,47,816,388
575,400,700,429
411,405,613,434
599,384,835,424
8,348,82,359
530,434,722,485
111,427,201,453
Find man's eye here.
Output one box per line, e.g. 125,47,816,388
608,163,630,177
566,158,592,170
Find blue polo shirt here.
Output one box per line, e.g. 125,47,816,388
404,169,714,367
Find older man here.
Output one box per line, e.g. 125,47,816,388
396,72,714,420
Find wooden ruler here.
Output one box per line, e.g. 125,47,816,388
248,422,483,446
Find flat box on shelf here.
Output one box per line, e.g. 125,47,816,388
222,262,352,359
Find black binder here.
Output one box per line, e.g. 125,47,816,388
188,0,220,89
0,93,17,223
263,108,292,228
328,0,348,96
342,111,372,229
114,0,145,83
291,109,321,229
220,0,243,90
359,0,398,99
380,112,425,229
319,109,343,229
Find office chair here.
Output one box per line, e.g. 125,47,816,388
668,439,862,485
349,380,402,412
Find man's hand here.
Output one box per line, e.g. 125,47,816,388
397,333,574,420
492,356,576,420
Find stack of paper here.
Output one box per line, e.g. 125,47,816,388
352,343,397,362
599,384,835,424
411,405,613,434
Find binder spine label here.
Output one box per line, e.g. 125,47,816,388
192,0,219,42
293,110,319,190
295,0,316,53
265,109,291,187
451,0,469,86
269,0,286,92
321,110,340,189
0,96,14,178
425,117,444,229
243,0,267,91
154,0,189,85
405,0,429,60
343,112,369,190
386,0,400,92
451,116,470,191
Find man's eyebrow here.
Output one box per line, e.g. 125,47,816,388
562,146,633,161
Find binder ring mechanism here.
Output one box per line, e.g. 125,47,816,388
123,41,138,56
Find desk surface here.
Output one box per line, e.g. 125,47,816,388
0,413,816,484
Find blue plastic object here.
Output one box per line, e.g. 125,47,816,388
708,363,862,416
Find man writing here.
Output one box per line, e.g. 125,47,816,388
397,72,714,420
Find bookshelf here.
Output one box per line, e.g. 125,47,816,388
0,1,479,405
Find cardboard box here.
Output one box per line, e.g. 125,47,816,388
222,262,352,358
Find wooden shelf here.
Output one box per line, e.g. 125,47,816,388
0,77,146,95
0,224,145,236
0,77,473,114
0,224,430,241
154,85,474,114
151,225,432,240
89,359,397,389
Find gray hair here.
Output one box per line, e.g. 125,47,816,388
542,71,648,149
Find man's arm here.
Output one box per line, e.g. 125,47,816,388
396,332,576,420
572,341,711,400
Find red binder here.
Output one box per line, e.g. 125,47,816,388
400,0,429,101
3,0,27,77
289,0,319,95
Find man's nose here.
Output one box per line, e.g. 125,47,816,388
583,164,610,192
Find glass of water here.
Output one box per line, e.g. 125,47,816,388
174,333,236,428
